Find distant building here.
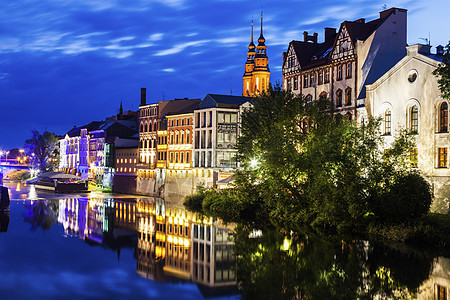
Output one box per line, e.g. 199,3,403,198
282,7,407,121
243,13,270,96
59,107,138,187
113,146,139,194
366,44,449,213
192,94,253,187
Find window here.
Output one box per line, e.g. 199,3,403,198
384,109,391,135
410,106,418,133
439,102,448,132
410,148,418,168
345,88,352,106
325,68,330,83
319,92,327,100
186,152,190,164
310,72,315,86
303,74,308,88
337,65,343,80
336,90,342,107
437,285,447,300
318,70,323,85
293,76,298,90
345,112,352,121
438,148,447,168
346,62,352,78
287,78,292,91
306,95,312,103
170,152,174,163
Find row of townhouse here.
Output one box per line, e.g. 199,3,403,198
282,7,449,213
136,90,253,197
59,108,139,188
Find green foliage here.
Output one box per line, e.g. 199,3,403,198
7,170,31,181
433,41,450,99
184,85,433,234
24,130,59,172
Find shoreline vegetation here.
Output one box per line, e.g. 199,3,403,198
184,85,450,250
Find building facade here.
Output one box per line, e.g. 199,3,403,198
366,44,449,213
282,7,407,120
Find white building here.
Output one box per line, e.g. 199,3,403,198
365,44,449,213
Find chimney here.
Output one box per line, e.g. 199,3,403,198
324,28,336,42
303,31,318,43
437,45,444,56
355,18,365,24
140,88,146,106
303,31,308,42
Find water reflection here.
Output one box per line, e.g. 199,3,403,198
234,227,450,299
53,197,237,295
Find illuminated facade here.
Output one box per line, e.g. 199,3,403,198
366,44,449,213
166,112,194,171
243,13,270,97
192,94,253,187
282,7,407,120
113,147,139,194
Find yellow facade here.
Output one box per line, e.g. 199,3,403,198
243,13,270,97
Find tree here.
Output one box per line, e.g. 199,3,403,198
433,41,450,99
24,130,59,173
184,84,432,233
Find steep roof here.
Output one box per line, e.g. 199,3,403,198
198,94,255,109
288,35,336,71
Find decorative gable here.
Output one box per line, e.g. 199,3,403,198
331,25,354,61
283,44,300,75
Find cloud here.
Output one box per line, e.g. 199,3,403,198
154,40,210,56
149,33,164,41
162,68,175,72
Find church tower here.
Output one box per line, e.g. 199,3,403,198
243,12,270,96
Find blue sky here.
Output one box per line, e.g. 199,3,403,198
1,0,448,149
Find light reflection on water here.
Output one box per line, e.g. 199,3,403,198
1,182,449,299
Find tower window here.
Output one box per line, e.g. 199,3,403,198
439,102,448,132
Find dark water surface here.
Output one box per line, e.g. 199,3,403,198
1,182,449,300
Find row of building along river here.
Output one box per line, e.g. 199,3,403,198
0,181,449,299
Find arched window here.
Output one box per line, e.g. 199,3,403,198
186,131,190,144
180,152,184,163
336,90,343,107
384,109,391,135
345,88,352,106
306,95,312,103
175,132,179,144
181,132,185,144
410,105,418,133
319,92,327,100
186,152,190,164
170,133,174,144
439,102,448,132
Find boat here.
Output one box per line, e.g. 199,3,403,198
27,172,89,193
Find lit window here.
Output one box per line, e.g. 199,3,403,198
337,65,343,80
410,106,418,133
438,148,447,168
287,78,292,91
410,148,418,168
303,74,308,88
384,109,391,135
310,72,315,86
437,284,447,300
346,62,352,78
293,76,298,90
439,102,448,132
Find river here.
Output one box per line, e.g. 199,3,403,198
0,182,449,299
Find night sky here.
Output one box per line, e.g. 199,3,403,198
1,0,448,149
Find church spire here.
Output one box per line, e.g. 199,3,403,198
258,10,265,45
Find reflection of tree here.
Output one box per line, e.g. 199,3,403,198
23,200,59,231
0,209,9,233
234,226,435,300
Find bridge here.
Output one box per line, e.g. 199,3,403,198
0,160,32,170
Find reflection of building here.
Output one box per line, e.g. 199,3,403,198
0,209,9,233
192,221,235,287
365,44,449,214
418,257,450,300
